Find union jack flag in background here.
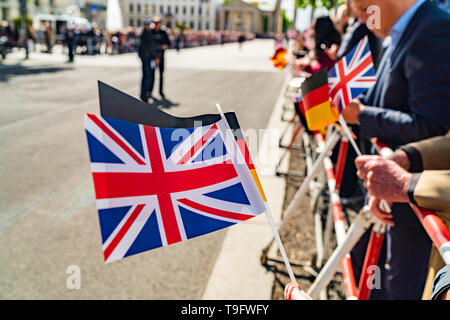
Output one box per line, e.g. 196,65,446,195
328,36,377,112
85,114,266,263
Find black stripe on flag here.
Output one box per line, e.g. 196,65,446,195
300,68,329,97
97,81,245,140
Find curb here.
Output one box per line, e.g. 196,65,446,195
201,72,293,299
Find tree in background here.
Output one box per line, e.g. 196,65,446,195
295,0,343,9
282,9,292,32
295,0,343,26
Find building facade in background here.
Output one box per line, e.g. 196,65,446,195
1,0,285,34
0,0,108,28
122,0,218,30
1,0,18,21
217,0,279,34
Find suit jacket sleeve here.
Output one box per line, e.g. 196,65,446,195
403,131,450,171
358,21,450,145
411,170,450,219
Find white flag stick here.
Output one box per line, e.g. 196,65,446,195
215,103,298,285
338,114,362,157
338,114,391,213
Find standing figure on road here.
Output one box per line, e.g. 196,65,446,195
138,20,157,103
64,25,76,63
150,16,171,99
238,32,245,50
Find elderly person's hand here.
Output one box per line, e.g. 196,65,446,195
355,155,411,203
368,196,394,226
355,155,413,226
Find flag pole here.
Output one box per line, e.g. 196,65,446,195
337,114,391,213
338,114,362,157
215,103,298,285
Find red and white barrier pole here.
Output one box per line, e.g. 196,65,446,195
411,205,450,264
285,282,313,300
357,221,385,300
371,138,450,265
316,133,358,300
335,136,349,191
370,138,392,159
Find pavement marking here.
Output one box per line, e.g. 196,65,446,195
0,190,56,232
0,179,95,232
57,179,95,224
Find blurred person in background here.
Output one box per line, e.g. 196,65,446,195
0,20,18,47
334,3,351,35
295,16,341,74
292,32,308,58
238,32,246,50
138,20,157,103
45,23,53,53
64,24,76,63
150,16,170,99
127,27,138,53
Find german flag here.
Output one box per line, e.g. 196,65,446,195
300,69,339,131
270,48,288,70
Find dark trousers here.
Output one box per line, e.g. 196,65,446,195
330,125,361,198
140,55,155,98
67,43,74,62
351,202,431,299
150,56,165,96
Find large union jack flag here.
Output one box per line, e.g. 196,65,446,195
328,36,377,112
84,114,266,263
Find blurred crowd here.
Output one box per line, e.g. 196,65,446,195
286,4,383,76
0,18,255,58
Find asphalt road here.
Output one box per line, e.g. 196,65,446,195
0,40,288,299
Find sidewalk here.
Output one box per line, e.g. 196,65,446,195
201,73,293,299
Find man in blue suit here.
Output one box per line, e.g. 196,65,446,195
342,0,450,299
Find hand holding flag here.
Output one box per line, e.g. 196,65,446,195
341,98,365,124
